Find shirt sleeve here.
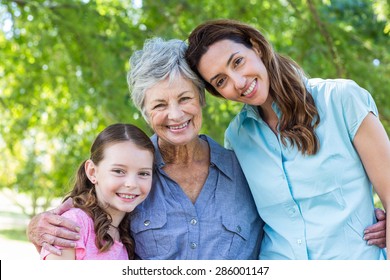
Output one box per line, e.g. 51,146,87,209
224,131,233,150
40,208,89,260
338,79,379,140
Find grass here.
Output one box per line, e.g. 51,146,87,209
0,228,28,242
0,209,30,242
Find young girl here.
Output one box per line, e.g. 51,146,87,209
41,123,154,260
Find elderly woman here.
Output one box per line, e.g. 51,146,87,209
26,38,263,259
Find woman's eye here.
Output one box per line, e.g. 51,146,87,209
216,77,226,87
113,169,124,175
153,104,164,110
180,96,191,102
234,57,243,67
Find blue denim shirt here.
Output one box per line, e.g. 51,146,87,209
130,134,263,259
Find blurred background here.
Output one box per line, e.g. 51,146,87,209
1,0,389,259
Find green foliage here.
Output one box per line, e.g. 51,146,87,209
0,0,389,214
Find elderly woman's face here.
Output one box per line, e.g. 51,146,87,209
144,76,203,146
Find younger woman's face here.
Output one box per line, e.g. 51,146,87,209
198,39,270,107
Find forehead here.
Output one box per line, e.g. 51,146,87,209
206,39,247,58
102,142,152,162
198,39,250,76
145,76,197,100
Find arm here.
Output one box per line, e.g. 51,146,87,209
27,198,80,256
45,248,76,260
354,113,390,258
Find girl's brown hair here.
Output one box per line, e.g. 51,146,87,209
65,123,154,259
186,19,320,155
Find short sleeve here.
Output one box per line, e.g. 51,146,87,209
339,80,378,140
40,208,91,260
224,131,233,150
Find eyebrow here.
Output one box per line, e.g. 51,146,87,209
209,51,239,84
150,91,191,103
111,164,153,170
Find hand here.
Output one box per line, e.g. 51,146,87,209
26,198,80,256
363,208,386,248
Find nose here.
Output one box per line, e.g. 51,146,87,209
168,103,184,120
124,175,137,188
232,72,246,90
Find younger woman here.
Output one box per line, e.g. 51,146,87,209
186,19,389,259
41,123,154,260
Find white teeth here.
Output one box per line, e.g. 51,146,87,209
242,80,256,96
119,194,135,199
169,121,189,130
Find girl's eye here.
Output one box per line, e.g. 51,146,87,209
112,169,124,175
139,171,151,177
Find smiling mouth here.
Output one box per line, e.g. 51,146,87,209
167,120,190,130
242,79,256,96
117,193,137,199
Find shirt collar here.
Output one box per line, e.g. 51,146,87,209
151,134,233,180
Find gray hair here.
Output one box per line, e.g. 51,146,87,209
127,38,206,122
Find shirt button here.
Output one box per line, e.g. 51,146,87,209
190,242,197,249
190,218,197,225
144,220,151,226
297,239,302,245
236,225,242,233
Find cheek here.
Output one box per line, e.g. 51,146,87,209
140,180,153,195
190,105,203,124
216,87,233,100
148,112,161,130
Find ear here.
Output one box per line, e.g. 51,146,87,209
250,38,262,57
85,159,97,184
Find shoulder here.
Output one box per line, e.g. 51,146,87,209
202,134,237,160
202,134,244,178
61,208,93,228
225,104,257,135
307,78,369,101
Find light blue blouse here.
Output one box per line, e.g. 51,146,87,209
130,134,263,259
225,78,386,259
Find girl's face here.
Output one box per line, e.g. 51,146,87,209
86,141,153,220
144,76,203,147
198,39,270,107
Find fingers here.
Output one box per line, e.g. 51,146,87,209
40,232,78,255
50,198,74,216
38,216,80,245
47,214,80,234
41,241,63,256
364,222,386,247
27,209,80,251
364,236,386,248
363,212,386,248
364,217,386,234
374,208,386,221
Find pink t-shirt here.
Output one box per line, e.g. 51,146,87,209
40,208,129,260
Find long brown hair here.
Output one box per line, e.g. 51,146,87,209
65,123,154,259
186,19,320,155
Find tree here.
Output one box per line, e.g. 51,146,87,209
0,0,389,215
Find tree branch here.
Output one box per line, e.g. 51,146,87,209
306,0,345,77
